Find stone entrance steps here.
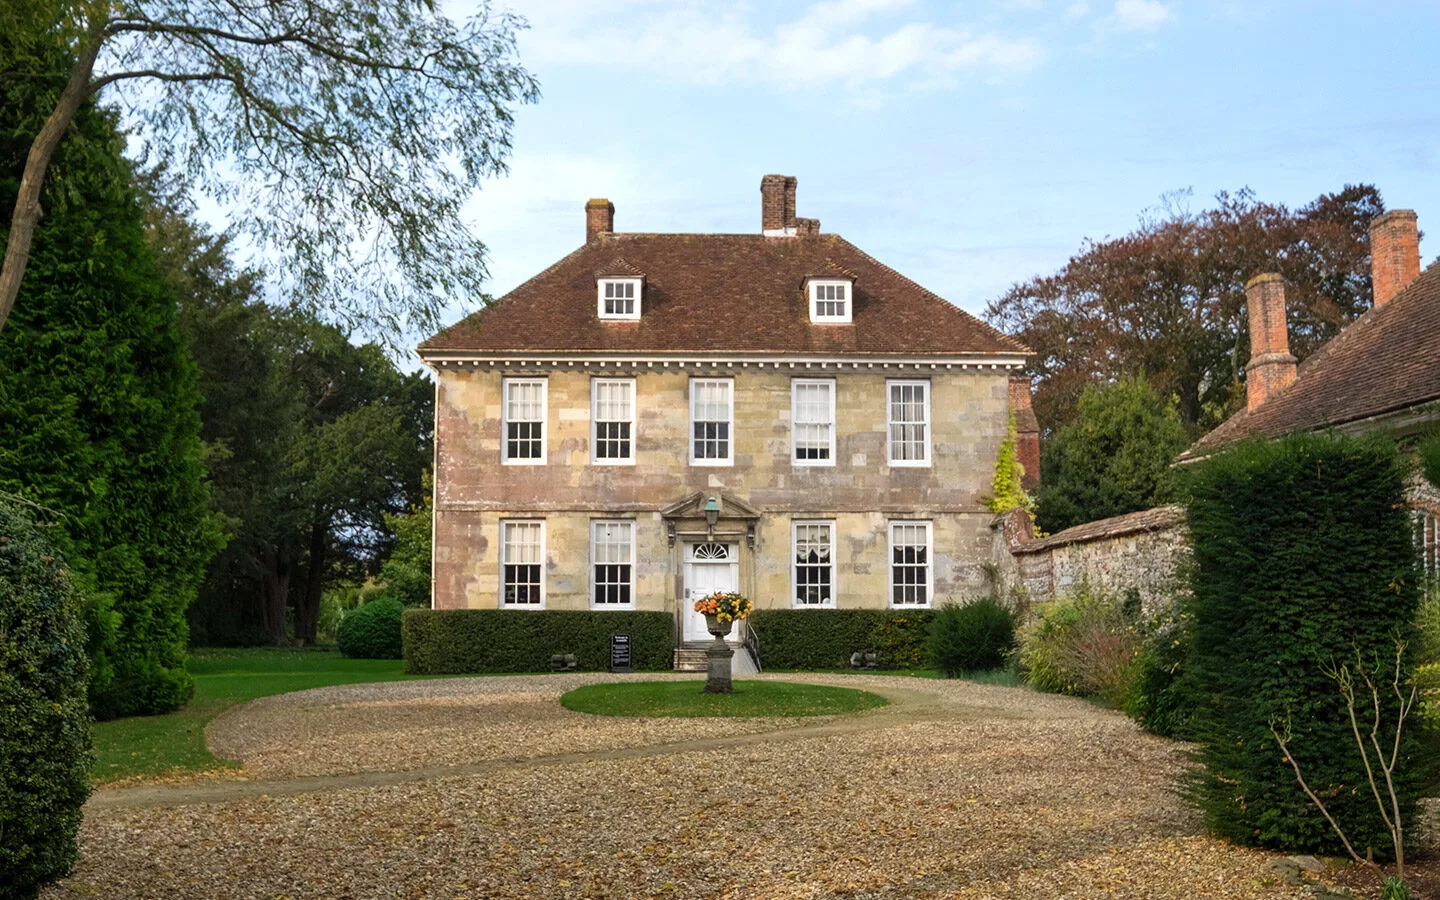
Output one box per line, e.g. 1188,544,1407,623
672,642,760,676
673,647,708,672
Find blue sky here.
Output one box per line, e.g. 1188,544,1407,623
446,0,1440,331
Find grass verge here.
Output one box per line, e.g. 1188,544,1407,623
560,680,888,718
91,647,437,784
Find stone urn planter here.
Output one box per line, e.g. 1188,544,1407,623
703,613,735,694
692,592,752,695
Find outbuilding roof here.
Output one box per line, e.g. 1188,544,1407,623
1181,260,1440,460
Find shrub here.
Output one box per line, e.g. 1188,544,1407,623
927,598,1015,676
403,609,674,673
1019,584,1141,705
1183,431,1422,855
749,609,935,670
1123,609,1195,739
337,597,405,659
0,502,92,899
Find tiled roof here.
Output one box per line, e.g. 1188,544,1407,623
419,233,1028,357
1007,505,1186,555
595,257,645,278
1183,261,1440,459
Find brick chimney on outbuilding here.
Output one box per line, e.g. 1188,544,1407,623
586,198,614,242
1008,375,1041,492
1244,273,1297,411
1370,209,1420,307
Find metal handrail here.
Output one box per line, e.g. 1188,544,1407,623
744,619,763,673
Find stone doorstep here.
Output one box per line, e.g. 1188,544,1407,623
673,648,707,672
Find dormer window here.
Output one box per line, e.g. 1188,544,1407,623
598,278,641,319
808,278,852,323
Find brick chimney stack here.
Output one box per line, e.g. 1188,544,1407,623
1369,209,1420,307
1008,376,1041,492
761,175,798,235
586,198,614,242
1244,273,1297,411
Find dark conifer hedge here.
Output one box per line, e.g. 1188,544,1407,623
0,501,92,899
0,36,219,717
1183,431,1421,855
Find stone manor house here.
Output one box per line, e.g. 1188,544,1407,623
418,176,1039,646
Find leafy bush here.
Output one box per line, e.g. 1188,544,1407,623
1019,584,1142,706
1,502,92,899
403,609,673,673
336,597,405,659
1123,609,1195,739
379,481,432,608
1183,431,1421,855
750,609,935,670
1418,431,1440,491
927,599,1015,676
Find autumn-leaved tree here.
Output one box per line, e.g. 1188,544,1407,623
986,186,1382,433
1,0,538,343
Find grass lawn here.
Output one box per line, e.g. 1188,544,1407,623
91,647,437,784
560,680,888,718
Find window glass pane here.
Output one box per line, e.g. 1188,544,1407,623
692,381,732,460
505,381,544,460
793,382,833,461
888,383,928,462
502,522,543,605
592,522,634,605
890,523,930,606
794,523,833,606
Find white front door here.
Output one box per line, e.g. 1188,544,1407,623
683,542,741,643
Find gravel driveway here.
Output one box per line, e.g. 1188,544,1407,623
48,674,1309,898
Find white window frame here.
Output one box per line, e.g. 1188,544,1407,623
590,520,636,609
597,278,642,320
791,378,836,467
501,378,547,465
591,377,637,465
689,377,734,467
499,519,546,608
888,520,933,609
808,279,853,324
1418,509,1440,584
886,379,931,467
791,520,837,609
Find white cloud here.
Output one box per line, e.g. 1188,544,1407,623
1107,0,1174,32
502,0,1047,91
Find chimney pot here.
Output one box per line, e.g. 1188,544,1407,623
1244,272,1297,411
1369,209,1420,307
761,174,798,235
586,198,614,242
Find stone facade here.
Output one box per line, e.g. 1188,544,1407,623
432,365,1017,616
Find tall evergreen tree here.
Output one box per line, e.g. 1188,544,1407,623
0,36,219,717
1037,376,1190,533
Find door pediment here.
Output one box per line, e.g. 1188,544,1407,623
658,491,763,521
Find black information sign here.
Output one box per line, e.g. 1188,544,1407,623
610,633,633,674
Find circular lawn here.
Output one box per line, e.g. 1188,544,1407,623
559,679,888,717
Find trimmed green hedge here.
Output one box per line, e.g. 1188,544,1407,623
403,609,674,674
1184,431,1421,856
750,609,935,670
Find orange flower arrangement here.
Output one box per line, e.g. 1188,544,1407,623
692,591,753,625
